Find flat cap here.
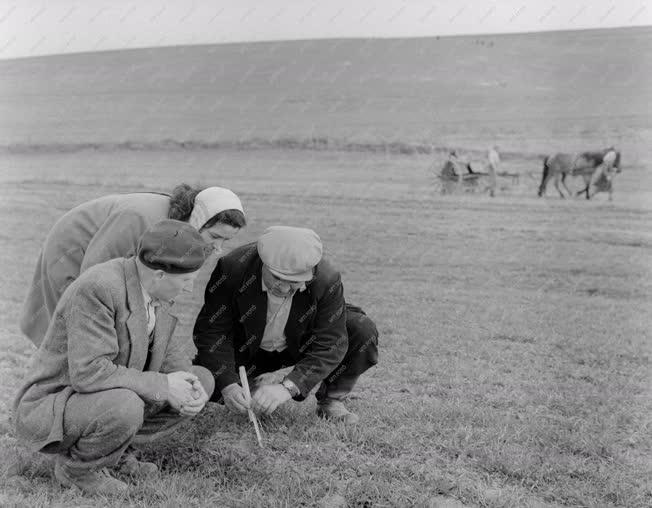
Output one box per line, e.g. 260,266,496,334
257,226,323,281
138,219,208,274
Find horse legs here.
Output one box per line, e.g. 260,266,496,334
576,186,589,198
587,179,599,200
560,173,574,198
584,174,592,199
553,174,566,198
537,158,549,197
537,174,549,197
574,174,591,199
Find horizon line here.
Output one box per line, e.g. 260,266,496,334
1,23,649,63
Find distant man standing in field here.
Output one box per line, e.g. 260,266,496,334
14,220,214,496
587,148,619,200
486,145,500,197
193,226,378,425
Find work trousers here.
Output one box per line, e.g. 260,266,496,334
41,366,214,472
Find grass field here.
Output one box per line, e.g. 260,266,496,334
0,147,651,507
1,25,651,508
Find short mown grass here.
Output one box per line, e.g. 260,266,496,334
1,149,651,507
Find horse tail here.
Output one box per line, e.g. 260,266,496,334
538,156,549,197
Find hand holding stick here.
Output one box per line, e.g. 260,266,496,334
238,366,263,448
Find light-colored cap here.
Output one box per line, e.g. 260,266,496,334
257,226,323,282
189,187,244,230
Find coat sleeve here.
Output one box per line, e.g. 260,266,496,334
193,257,240,395
66,280,169,402
286,273,348,397
80,209,152,273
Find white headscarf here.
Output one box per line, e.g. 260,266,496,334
188,187,244,230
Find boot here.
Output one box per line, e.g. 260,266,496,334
54,457,128,495
117,449,159,479
316,399,359,425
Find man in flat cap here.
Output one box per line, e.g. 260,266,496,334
193,225,378,424
14,220,215,495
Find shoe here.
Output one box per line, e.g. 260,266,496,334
117,451,159,479
316,400,360,425
54,458,128,495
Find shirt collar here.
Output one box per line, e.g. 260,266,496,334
140,282,153,306
261,277,306,294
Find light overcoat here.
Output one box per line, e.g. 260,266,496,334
21,192,171,345
14,257,190,452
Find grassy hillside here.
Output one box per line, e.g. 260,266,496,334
0,27,651,160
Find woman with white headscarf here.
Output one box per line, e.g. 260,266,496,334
20,184,246,346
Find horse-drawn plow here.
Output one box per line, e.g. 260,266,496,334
436,171,488,195
432,160,520,195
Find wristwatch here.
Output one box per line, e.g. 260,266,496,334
281,378,300,398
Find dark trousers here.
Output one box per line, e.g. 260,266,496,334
248,304,379,401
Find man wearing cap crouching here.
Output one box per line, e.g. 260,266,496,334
14,220,215,496
193,226,379,424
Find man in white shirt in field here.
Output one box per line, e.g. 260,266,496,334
487,145,500,197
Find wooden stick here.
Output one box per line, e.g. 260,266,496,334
238,366,263,448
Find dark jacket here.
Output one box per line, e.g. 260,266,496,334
193,243,348,399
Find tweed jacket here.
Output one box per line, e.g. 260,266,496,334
14,257,190,452
20,192,171,346
193,243,348,400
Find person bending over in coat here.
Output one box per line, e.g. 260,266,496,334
14,220,214,496
193,226,379,425
21,184,246,346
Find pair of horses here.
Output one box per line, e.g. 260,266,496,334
537,148,621,200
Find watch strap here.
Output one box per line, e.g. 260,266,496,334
282,378,300,397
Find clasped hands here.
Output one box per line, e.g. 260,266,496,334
221,382,292,416
166,371,209,417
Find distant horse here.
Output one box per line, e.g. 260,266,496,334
537,148,621,198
